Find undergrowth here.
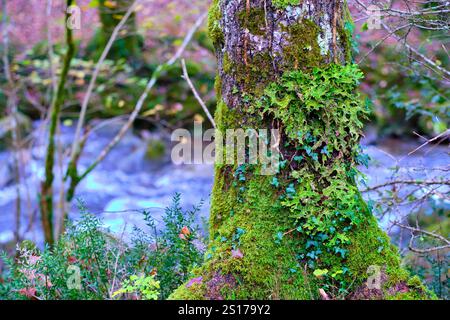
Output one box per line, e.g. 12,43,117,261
0,194,205,300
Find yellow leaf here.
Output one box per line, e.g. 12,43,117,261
103,1,117,9
194,114,205,123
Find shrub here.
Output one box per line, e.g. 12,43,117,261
0,194,205,300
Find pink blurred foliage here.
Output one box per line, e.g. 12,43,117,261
1,0,209,53
348,0,446,64
2,0,444,70
2,0,96,51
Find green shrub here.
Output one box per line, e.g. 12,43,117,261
0,194,205,300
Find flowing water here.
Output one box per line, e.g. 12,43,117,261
0,121,448,245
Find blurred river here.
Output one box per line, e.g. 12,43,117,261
0,121,448,245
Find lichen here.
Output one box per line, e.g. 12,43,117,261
317,13,333,56
272,0,301,10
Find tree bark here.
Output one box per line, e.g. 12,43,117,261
170,0,432,300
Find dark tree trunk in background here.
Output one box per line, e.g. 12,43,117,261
170,1,431,300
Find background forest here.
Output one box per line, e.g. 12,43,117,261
0,0,448,300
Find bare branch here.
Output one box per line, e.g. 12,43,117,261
68,0,139,174
181,59,216,128
362,179,450,192
407,129,450,156
78,12,208,181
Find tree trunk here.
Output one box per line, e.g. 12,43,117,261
170,0,431,300
96,0,140,62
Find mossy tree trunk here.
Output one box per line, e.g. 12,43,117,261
96,0,140,62
170,0,432,300
40,0,76,246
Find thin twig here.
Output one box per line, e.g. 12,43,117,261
407,129,449,156
181,59,216,128
47,0,57,93
68,0,139,170
77,12,207,181
362,179,450,192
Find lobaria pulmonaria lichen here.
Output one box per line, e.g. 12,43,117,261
245,64,377,296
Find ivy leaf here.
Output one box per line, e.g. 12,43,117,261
313,269,329,278
271,177,280,188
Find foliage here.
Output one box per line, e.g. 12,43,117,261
0,194,205,300
243,64,371,296
403,206,449,299
272,0,300,10
0,42,216,127
112,274,160,300
361,48,449,137
137,193,205,299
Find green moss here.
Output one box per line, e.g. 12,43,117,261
234,51,275,96
171,175,318,300
145,139,166,160
209,176,315,299
237,8,266,36
385,283,435,300
223,52,232,74
346,213,402,283
281,19,324,70
215,99,239,133
223,50,275,98
208,0,224,47
169,282,207,300
221,19,325,97
340,3,356,63
214,74,222,98
272,0,301,10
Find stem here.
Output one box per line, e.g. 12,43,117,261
40,0,76,245
2,0,22,243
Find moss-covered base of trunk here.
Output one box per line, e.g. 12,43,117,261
170,174,433,300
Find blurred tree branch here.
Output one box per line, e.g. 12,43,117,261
352,0,450,80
